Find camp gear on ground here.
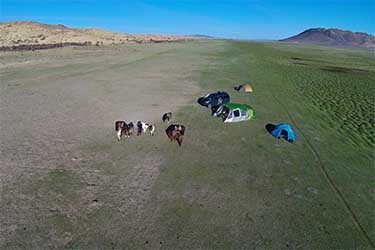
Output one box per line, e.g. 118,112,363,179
234,84,253,92
214,103,255,123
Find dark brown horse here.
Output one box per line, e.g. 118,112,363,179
165,124,185,146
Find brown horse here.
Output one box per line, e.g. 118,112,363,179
165,124,185,146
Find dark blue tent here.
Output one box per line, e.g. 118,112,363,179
271,123,296,142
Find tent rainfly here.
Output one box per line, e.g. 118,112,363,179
214,103,256,123
271,123,296,142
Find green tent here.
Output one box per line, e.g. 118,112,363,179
213,103,256,123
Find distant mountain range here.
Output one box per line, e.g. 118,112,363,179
2,21,374,50
280,28,375,48
187,34,215,39
0,21,199,49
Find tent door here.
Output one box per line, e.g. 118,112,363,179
232,109,241,122
280,129,288,139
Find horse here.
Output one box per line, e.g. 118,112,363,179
127,122,135,136
115,121,134,141
137,121,155,136
162,112,172,123
165,124,185,146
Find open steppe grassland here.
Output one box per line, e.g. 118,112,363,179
1,40,374,249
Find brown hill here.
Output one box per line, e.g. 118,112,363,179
280,28,375,48
0,21,197,48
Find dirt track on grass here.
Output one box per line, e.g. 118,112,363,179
0,42,215,248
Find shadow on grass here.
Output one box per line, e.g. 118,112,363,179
265,123,276,134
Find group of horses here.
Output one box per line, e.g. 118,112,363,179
115,121,154,139
115,112,186,146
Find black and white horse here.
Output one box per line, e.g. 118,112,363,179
137,121,155,136
115,121,134,140
162,112,172,123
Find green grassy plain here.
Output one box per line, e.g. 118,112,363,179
142,41,375,249
1,41,374,249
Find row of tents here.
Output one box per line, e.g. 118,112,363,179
198,84,296,143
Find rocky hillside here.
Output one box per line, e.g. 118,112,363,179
280,28,375,48
0,21,197,48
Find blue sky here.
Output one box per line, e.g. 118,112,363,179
1,0,374,39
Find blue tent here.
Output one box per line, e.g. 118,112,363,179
271,124,296,142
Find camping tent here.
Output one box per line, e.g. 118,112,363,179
271,124,296,142
234,84,253,92
214,103,256,123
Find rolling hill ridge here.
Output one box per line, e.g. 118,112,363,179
280,28,375,48
0,21,198,48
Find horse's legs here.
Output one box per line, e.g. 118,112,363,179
177,136,183,146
